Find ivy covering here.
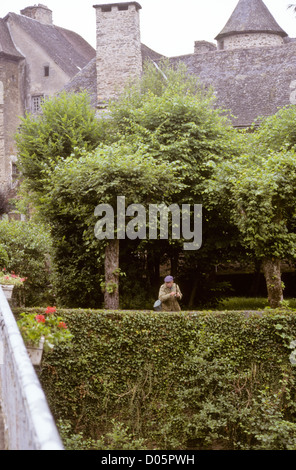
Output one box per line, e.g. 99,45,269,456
14,308,296,450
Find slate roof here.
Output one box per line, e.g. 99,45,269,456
169,42,296,127
64,57,97,106
64,43,164,107
64,0,294,127
0,18,24,60
5,12,96,77
215,0,287,40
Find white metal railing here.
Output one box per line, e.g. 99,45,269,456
0,287,64,450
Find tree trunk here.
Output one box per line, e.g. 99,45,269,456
261,258,283,308
104,239,120,310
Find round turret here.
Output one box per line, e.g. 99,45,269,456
215,0,287,50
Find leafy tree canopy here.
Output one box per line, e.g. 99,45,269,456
15,91,106,194
254,105,296,152
109,61,244,202
207,149,296,261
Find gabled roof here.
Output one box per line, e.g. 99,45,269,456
64,57,97,107
5,12,95,77
64,43,164,107
0,18,24,60
215,0,287,40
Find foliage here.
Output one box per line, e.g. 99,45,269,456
0,219,53,305
15,91,105,196
17,306,73,352
0,244,8,267
13,62,246,308
0,188,11,215
107,61,248,305
205,141,296,306
110,60,243,202
13,307,296,450
41,142,183,235
255,105,296,152
206,149,296,261
58,419,148,450
37,142,182,307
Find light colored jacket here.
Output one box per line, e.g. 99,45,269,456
158,283,182,311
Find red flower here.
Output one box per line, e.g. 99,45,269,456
35,314,46,323
57,321,67,329
45,306,56,314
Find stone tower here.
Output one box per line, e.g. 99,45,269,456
20,4,53,25
215,0,287,50
93,2,142,106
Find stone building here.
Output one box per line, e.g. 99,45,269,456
0,4,96,189
2,0,296,189
170,0,296,128
67,0,296,130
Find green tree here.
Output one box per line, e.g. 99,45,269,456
0,219,52,305
108,61,244,306
109,61,241,202
207,148,296,307
255,105,296,152
15,62,243,308
41,142,183,308
15,91,105,196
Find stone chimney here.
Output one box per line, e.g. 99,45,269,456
194,41,217,54
20,4,53,25
93,2,142,106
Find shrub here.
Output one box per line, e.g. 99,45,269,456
0,219,53,305
14,308,296,450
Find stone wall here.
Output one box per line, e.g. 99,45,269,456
94,2,142,104
0,81,4,187
0,58,25,189
218,32,284,50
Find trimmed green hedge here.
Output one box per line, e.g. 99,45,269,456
13,308,296,450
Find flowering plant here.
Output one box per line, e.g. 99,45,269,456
0,269,26,286
17,306,73,352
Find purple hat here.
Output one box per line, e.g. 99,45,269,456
164,275,174,282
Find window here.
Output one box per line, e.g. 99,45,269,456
31,95,44,113
44,65,49,77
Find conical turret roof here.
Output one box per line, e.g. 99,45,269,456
215,0,287,40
